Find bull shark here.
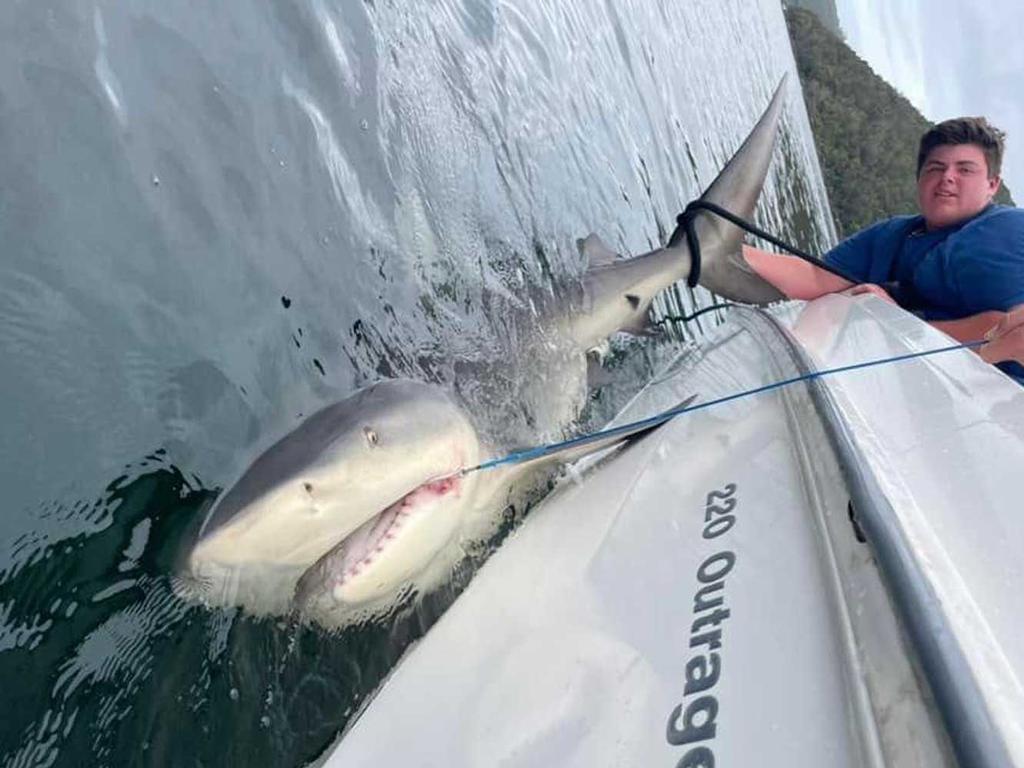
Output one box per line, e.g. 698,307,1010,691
182,76,788,625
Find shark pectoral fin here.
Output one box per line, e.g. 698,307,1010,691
570,393,699,457
516,394,699,473
577,233,623,268
698,247,786,305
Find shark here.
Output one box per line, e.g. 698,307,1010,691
182,76,788,625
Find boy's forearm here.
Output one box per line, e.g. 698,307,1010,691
741,244,1022,365
741,245,852,300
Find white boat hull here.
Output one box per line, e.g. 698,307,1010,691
325,295,1024,767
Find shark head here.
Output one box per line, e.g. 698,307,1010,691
186,379,481,614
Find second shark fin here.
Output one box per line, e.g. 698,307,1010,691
577,233,622,268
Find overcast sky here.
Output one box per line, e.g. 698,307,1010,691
834,0,1024,196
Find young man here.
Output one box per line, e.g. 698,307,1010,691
742,117,1024,380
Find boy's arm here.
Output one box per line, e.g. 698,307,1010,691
741,245,852,300
742,243,1024,364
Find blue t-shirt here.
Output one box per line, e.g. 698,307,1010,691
824,205,1024,384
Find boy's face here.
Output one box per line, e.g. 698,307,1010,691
917,143,1001,230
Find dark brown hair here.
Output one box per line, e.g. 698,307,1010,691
917,117,1006,178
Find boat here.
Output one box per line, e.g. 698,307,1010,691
323,293,1024,767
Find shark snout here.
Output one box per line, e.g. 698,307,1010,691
190,476,409,572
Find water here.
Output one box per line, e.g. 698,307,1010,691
0,0,834,764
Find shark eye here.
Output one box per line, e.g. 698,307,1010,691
363,426,379,447
303,482,314,494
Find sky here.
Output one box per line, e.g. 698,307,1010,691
834,0,1024,196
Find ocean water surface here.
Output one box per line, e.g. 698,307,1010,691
0,0,834,764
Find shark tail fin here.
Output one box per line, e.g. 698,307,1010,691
675,75,791,305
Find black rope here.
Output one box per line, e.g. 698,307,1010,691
667,200,862,288
653,302,737,328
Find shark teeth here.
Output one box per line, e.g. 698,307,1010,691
331,476,460,588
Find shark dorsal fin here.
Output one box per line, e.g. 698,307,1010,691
577,233,622,268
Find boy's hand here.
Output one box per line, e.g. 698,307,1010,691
980,306,1024,365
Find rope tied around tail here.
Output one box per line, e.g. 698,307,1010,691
668,199,861,288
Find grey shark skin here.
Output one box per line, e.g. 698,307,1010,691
184,78,789,624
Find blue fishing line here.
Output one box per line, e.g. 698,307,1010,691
463,339,986,475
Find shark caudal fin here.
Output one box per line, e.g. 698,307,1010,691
671,75,790,304
563,78,790,353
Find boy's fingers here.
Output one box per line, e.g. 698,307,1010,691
980,326,1024,365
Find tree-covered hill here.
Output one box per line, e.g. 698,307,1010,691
784,0,843,39
785,7,1014,238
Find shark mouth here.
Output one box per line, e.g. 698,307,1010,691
307,474,465,603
